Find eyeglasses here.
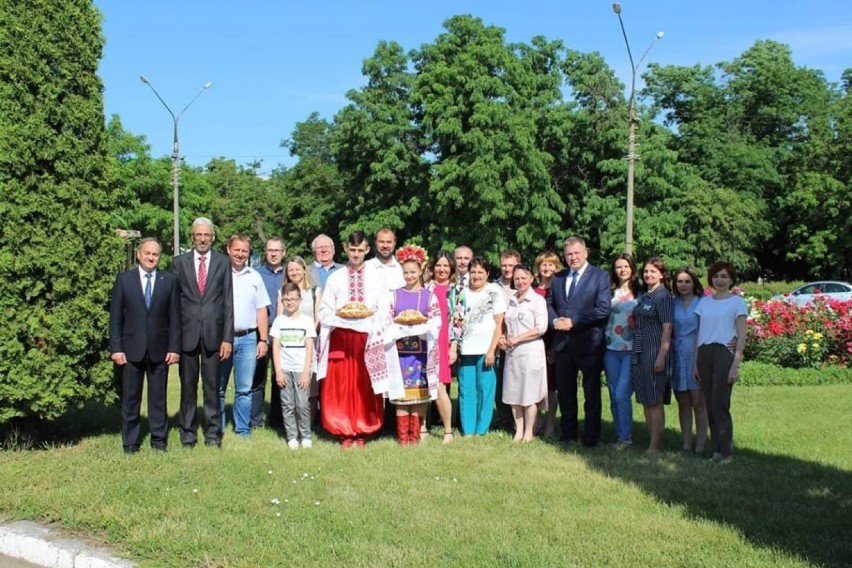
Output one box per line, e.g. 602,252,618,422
313,246,332,251
266,249,284,253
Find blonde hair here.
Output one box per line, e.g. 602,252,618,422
534,250,563,281
283,256,314,290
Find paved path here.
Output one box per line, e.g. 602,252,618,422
0,521,133,567
0,552,41,567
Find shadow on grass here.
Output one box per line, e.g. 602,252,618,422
544,421,852,568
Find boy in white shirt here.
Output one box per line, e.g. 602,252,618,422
271,283,316,449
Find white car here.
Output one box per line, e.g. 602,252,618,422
773,281,852,306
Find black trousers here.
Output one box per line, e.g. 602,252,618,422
554,348,602,445
250,349,283,428
697,343,735,457
179,342,222,445
493,354,513,430
121,356,168,450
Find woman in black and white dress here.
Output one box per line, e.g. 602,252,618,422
631,257,673,455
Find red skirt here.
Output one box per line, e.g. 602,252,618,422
321,328,384,437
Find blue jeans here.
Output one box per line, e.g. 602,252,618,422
458,355,496,435
603,349,633,443
219,333,258,436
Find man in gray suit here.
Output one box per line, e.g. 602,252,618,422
307,233,343,290
171,217,234,448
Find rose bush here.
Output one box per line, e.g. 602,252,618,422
746,296,852,368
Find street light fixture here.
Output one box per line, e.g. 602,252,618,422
139,75,212,255
612,3,663,255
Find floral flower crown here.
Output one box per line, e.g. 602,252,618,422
396,244,428,265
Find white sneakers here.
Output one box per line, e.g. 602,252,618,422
287,439,313,450
301,439,312,449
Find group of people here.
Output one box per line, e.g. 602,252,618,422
109,221,746,463
600,254,748,462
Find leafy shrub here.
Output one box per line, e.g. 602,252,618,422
739,281,806,301
739,361,852,387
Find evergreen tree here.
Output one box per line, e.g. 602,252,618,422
0,0,124,423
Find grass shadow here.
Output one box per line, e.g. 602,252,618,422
580,441,852,567
535,403,851,567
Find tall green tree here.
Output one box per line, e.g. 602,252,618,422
105,115,173,248
555,49,629,260
207,158,283,247
0,0,124,423
413,15,564,259
275,113,346,253
332,41,429,242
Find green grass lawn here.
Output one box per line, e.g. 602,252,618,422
1,376,850,567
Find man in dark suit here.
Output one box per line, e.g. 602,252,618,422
171,217,234,448
546,236,611,447
109,237,181,453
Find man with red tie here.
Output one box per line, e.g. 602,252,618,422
109,237,181,453
171,218,234,448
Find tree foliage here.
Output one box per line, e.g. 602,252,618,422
0,0,124,422
98,16,852,282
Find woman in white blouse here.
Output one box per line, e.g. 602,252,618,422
498,264,548,442
454,257,506,436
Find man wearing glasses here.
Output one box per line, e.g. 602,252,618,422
308,234,343,290
171,217,233,448
251,237,286,429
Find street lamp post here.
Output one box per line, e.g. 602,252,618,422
139,76,212,255
612,3,663,255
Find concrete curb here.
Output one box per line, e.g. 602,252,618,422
0,521,134,568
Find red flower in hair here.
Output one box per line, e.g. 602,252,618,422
396,244,427,265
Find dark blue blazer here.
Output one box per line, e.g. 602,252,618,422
109,268,181,363
546,265,611,355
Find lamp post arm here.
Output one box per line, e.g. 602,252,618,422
142,83,177,125
177,84,211,122
140,77,210,255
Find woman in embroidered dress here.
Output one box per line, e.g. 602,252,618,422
631,257,673,455
603,253,639,450
425,251,458,443
455,257,506,436
695,261,747,464
533,250,562,437
389,247,441,446
672,267,708,454
499,263,548,442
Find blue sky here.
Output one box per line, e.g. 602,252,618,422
95,1,852,174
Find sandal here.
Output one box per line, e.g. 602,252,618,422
442,431,454,444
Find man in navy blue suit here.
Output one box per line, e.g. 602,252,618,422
109,237,181,453
546,236,611,446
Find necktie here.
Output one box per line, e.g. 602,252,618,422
198,255,207,295
568,271,579,298
144,273,153,309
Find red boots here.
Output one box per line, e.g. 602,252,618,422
396,414,410,446
396,414,422,446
